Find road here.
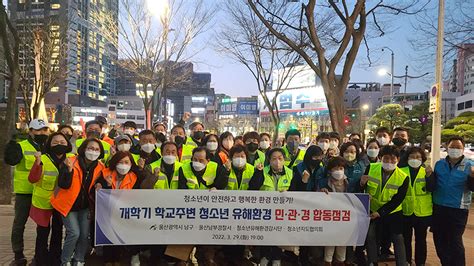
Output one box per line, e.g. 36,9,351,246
0,204,472,265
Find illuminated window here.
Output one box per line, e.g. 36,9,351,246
51,4,60,9
50,87,59,92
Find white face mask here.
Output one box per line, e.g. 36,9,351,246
318,142,329,151
162,155,176,165
343,153,356,162
331,170,345,180
141,143,155,153
156,142,162,148
447,148,463,159
85,150,100,161
382,162,397,171
408,159,422,168
377,137,390,146
329,141,338,149
116,163,131,175
117,143,131,152
367,148,380,158
206,142,218,151
192,161,206,171
124,129,135,136
260,141,270,149
232,157,246,168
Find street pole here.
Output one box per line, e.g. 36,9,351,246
403,65,408,110
431,0,445,167
390,51,394,103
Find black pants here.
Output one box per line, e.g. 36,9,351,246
432,204,468,266
34,210,63,266
261,246,283,261
11,194,32,256
403,215,430,265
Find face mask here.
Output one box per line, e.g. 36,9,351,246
331,170,345,180
156,142,162,148
287,140,299,152
246,143,259,152
367,148,379,158
174,136,184,146
192,161,206,171
408,159,422,168
206,142,218,151
155,132,166,143
141,143,156,154
382,162,397,171
232,157,246,168
85,150,100,161
271,160,283,172
329,141,338,149
392,137,408,147
162,155,176,165
193,131,205,140
124,129,135,136
343,153,356,162
318,142,329,151
34,134,48,144
65,134,73,140
50,144,69,155
87,131,101,139
117,143,131,152
223,140,234,150
116,163,131,175
447,148,463,159
376,137,390,146
260,141,270,149
309,159,321,168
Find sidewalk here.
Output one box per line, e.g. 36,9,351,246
0,204,473,265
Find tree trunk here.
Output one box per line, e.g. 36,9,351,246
323,84,345,135
271,111,280,145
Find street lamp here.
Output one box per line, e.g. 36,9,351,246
382,47,395,103
146,0,169,19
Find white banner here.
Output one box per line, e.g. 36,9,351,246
95,190,370,246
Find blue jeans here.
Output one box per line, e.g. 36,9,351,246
61,209,90,264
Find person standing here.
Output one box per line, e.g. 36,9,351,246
281,129,305,168
4,119,50,265
202,134,227,167
170,125,195,163
76,120,111,161
243,131,266,167
427,136,474,266
259,133,272,154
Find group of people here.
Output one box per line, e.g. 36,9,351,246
4,114,474,266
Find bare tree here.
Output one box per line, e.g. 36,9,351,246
17,21,67,121
0,5,20,204
217,1,302,144
246,0,427,134
103,0,215,128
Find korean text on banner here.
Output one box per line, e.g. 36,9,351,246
95,190,370,246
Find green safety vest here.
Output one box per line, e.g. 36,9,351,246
251,150,266,167
400,166,432,217
132,153,140,164
282,146,305,168
367,163,408,214
32,154,59,210
181,161,218,189
227,163,255,190
186,137,198,147
261,165,293,192
180,144,195,163
13,140,38,194
149,159,182,189
76,138,111,161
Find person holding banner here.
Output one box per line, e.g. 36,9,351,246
178,146,229,265
51,138,106,266
28,132,72,266
359,145,408,266
94,151,143,266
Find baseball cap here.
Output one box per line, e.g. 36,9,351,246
29,119,49,130
114,134,132,145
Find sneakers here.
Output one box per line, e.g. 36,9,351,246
130,254,140,266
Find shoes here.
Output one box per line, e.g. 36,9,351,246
11,258,27,266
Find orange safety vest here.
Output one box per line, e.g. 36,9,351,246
102,135,115,146
51,156,105,217
101,168,138,189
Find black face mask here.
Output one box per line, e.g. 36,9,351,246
193,131,204,140
50,144,70,155
34,134,48,145
174,136,185,146
309,159,321,168
65,134,73,140
392,137,407,147
155,132,166,143
246,143,259,152
87,131,101,139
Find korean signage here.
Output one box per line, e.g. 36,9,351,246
219,99,258,115
429,83,440,113
95,190,370,246
259,87,328,114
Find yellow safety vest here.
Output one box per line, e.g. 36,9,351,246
13,140,38,194
367,163,408,214
282,146,305,168
261,165,293,192
186,137,198,147
181,161,218,189
227,163,255,190
149,159,182,189
132,153,140,164
180,144,195,163
76,138,111,161
32,154,59,210
400,166,432,217
251,150,266,167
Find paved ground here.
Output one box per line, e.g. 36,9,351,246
0,204,473,266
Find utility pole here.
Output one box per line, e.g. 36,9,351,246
431,0,445,167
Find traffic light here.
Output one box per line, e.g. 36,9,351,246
344,117,350,124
